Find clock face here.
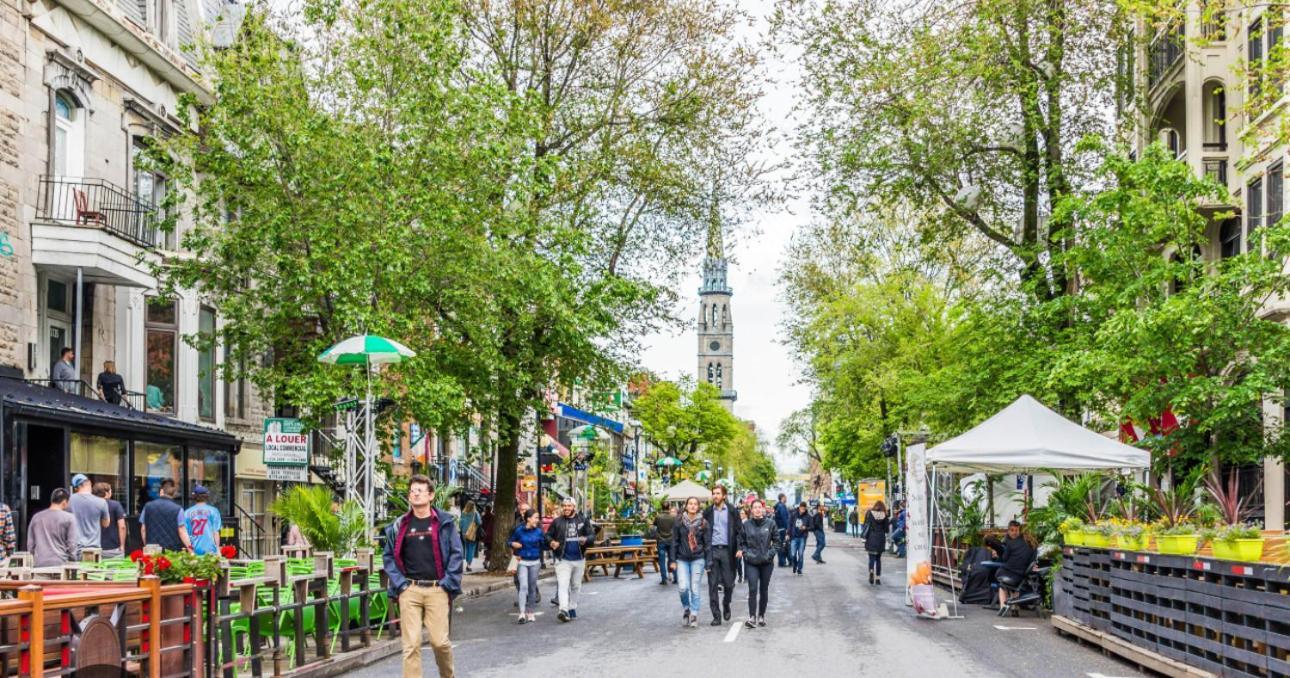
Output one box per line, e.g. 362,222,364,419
709,340,720,351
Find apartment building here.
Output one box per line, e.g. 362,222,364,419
1136,1,1288,529
0,0,286,554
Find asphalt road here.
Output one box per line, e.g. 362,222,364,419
348,533,1145,678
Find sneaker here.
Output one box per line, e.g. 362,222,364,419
683,610,691,626
527,613,536,623
660,580,668,585
875,577,881,585
557,609,569,623
723,604,731,621
517,616,528,625
569,609,577,619
710,617,723,626
744,617,756,629
689,617,699,628
868,570,874,585
757,616,766,627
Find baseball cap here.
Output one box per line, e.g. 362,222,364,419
193,484,210,496
70,474,89,489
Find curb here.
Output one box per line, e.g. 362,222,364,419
292,570,555,678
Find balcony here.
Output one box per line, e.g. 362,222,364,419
1147,23,1185,92
37,176,159,247
30,176,160,288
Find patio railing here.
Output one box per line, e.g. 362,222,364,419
36,176,159,249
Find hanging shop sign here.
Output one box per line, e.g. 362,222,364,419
264,418,310,466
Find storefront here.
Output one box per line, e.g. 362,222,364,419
0,379,238,552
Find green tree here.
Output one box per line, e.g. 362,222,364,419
634,380,741,474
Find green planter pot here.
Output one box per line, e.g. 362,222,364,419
1156,534,1199,555
1084,531,1112,549
1212,538,1265,562
1113,534,1146,551
1063,531,1085,547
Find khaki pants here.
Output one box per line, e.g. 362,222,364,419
555,559,586,612
398,584,454,678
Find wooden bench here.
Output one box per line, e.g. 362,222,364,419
583,545,651,580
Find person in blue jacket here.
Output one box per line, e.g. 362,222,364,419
773,494,791,567
510,509,545,624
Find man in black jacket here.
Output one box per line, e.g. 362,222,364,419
703,485,742,625
546,497,596,622
810,503,828,564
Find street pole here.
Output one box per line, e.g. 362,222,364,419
536,439,545,567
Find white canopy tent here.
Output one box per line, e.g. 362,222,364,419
661,479,711,503
911,395,1150,619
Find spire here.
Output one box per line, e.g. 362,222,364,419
706,191,724,260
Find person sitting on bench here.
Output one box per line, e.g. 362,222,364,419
995,520,1036,609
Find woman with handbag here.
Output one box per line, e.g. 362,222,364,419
862,500,891,585
461,500,481,571
509,509,545,624
737,499,780,628
669,496,708,628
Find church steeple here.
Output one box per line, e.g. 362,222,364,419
697,193,736,411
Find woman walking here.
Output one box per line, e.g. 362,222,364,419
510,509,545,623
863,500,891,585
735,506,749,583
670,496,708,628
461,500,482,571
738,499,780,628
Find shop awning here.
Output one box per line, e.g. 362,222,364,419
0,378,239,449
556,403,624,434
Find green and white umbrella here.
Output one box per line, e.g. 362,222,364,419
695,469,712,482
655,456,683,468
317,335,416,365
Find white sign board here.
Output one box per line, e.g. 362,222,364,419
264,418,309,465
905,443,931,605
267,466,309,482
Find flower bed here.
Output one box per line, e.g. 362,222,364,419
1055,545,1290,675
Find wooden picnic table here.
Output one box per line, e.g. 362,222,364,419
583,540,661,581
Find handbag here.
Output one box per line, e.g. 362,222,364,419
464,520,478,542
506,555,519,575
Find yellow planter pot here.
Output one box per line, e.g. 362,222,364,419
1064,531,1085,546
1156,534,1199,555
1113,534,1146,551
1084,531,1112,549
1212,538,1265,562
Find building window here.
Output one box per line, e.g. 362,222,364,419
715,363,723,389
710,305,718,326
707,362,714,384
51,92,85,178
1203,81,1227,149
1220,218,1243,258
1248,178,1264,247
1249,12,1284,109
188,448,231,516
1251,18,1266,105
1269,163,1284,231
145,298,177,414
1201,0,1227,41
225,354,247,420
198,306,216,421
70,433,127,502
133,138,173,250
133,441,182,515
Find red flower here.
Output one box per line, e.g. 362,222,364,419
129,549,143,563
220,545,237,559
142,560,155,576
156,556,172,570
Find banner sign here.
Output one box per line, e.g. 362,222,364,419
267,466,309,482
264,418,309,466
905,443,931,606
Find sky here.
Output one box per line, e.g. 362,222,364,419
636,1,813,472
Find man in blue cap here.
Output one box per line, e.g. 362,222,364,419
68,473,109,558
183,485,222,556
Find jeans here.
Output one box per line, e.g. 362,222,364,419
463,539,477,566
554,559,586,612
867,552,882,577
892,528,906,557
776,529,789,567
398,584,454,678
745,561,773,617
516,560,540,615
708,545,736,619
676,557,705,614
790,537,806,573
812,530,826,561
658,543,676,583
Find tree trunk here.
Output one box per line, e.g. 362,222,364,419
486,407,522,572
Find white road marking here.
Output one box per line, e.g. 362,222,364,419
724,621,742,643
1087,674,1136,678
992,625,1037,630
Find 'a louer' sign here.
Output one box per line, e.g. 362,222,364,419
264,418,309,465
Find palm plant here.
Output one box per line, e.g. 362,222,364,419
1204,467,1251,526
1148,469,1203,529
270,485,368,556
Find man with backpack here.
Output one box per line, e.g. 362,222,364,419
773,494,791,567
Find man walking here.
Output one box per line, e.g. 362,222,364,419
140,479,191,552
653,504,677,584
184,485,223,556
93,483,126,558
811,503,828,564
703,485,741,625
28,488,75,567
789,502,811,574
68,474,109,558
547,497,595,622
773,494,790,567
382,474,463,678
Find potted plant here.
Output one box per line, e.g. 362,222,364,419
270,485,368,557
1059,517,1086,546
1156,523,1201,554
1112,521,1148,551
1210,523,1265,561
1084,520,1115,548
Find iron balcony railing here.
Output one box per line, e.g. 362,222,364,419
36,176,159,248
1147,23,1185,91
1,376,147,412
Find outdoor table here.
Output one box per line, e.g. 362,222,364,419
582,545,650,580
